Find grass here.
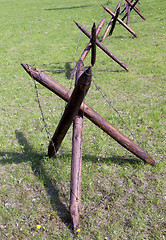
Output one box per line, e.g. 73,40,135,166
0,0,166,239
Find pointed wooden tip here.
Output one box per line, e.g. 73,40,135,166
145,156,156,166
21,63,29,72
74,21,79,27
92,22,96,28
101,4,106,10
70,205,80,234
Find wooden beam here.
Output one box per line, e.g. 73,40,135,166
21,63,156,166
91,22,96,66
70,61,85,232
109,5,120,36
48,66,92,157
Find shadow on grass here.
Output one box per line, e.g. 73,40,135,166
0,131,72,232
42,61,73,79
0,131,143,233
45,5,94,11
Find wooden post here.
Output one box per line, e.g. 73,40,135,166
48,66,92,157
102,0,122,41
74,21,131,72
101,4,138,38
70,18,105,79
109,6,120,36
70,60,85,232
91,22,96,66
21,64,155,166
126,4,131,25
124,0,146,20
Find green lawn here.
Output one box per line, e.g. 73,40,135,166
0,0,165,239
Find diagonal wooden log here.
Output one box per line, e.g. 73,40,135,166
74,21,131,72
109,5,120,36
102,0,122,41
91,22,96,66
70,60,85,233
48,66,92,157
70,18,105,79
21,63,155,166
123,0,146,20
120,1,128,15
101,4,138,38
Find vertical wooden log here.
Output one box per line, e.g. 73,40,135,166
48,66,92,157
91,22,96,66
70,61,85,232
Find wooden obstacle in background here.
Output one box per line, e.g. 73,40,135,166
121,0,146,24
101,0,145,40
102,4,138,38
74,21,131,71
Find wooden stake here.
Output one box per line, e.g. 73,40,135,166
102,0,122,41
21,63,155,166
48,66,92,157
74,21,131,72
70,18,105,79
91,22,96,66
109,5,120,36
101,4,138,38
70,60,85,232
126,3,131,25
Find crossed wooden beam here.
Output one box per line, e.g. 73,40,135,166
21,16,154,232
101,0,146,40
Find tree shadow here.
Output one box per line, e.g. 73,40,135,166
45,5,94,11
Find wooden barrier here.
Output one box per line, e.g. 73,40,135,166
101,4,138,38
21,63,155,166
74,21,131,72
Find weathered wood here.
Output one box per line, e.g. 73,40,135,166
126,3,130,25
91,22,96,66
124,0,146,20
48,66,92,157
70,62,84,232
70,18,105,79
74,21,131,72
101,4,138,38
109,6,120,36
102,0,122,41
21,63,156,166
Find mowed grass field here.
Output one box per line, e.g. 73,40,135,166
0,0,165,239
